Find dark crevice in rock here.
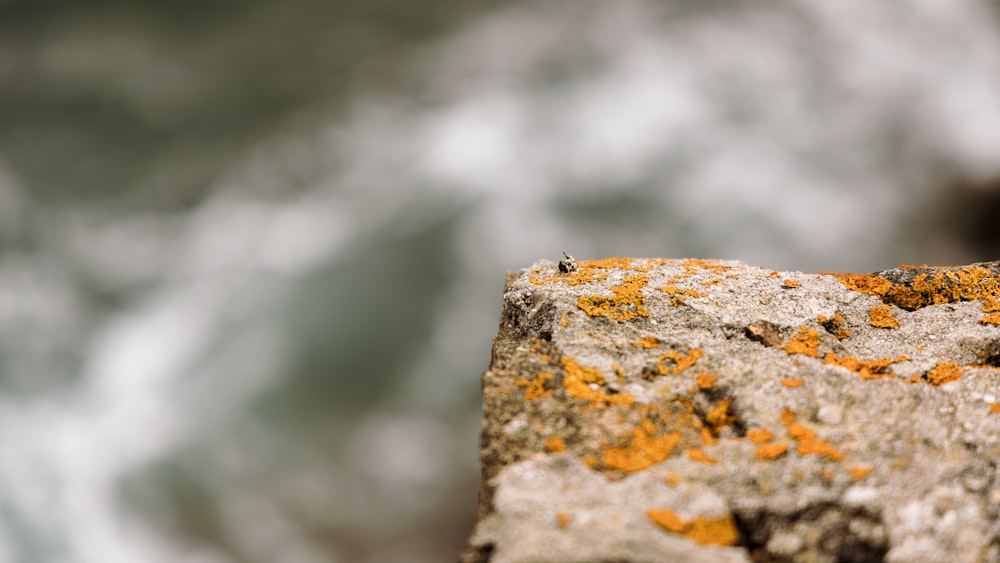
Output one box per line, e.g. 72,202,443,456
745,320,784,348
978,339,1000,367
459,541,494,563
734,503,888,563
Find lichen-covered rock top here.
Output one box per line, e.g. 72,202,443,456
462,258,1000,563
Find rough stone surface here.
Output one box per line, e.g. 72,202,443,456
462,258,1000,563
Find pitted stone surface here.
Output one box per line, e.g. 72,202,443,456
462,258,1000,563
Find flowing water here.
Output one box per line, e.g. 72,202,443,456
1,1,999,561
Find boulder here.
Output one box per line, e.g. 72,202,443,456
462,258,1000,563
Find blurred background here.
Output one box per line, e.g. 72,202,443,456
1,0,1000,561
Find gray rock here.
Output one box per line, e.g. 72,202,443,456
462,258,1000,563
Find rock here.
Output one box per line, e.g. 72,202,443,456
461,258,1000,563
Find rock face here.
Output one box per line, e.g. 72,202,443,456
462,258,1000,563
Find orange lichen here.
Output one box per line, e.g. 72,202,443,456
849,466,874,480
659,285,708,305
756,443,788,460
782,409,845,461
555,511,572,529
823,352,906,380
657,349,704,375
746,428,774,444
818,313,849,337
529,268,607,287
781,378,804,388
515,372,554,400
832,273,893,299
602,421,682,472
981,313,1000,326
685,515,740,546
559,314,569,327
990,403,1000,414
781,326,821,358
635,335,659,349
705,398,735,433
830,265,1000,312
926,362,963,386
869,304,901,329
544,436,566,453
983,298,1000,313
681,258,734,277
646,508,686,533
560,357,635,405
783,279,801,288
577,274,651,321
612,365,626,380
665,473,681,486
687,447,718,464
647,509,739,546
696,372,719,390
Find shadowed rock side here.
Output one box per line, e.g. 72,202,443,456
461,258,1000,563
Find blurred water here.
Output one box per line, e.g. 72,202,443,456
1,1,1000,561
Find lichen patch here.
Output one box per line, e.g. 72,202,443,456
869,304,902,329
781,326,821,358
646,508,739,546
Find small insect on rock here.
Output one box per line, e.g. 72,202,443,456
559,251,578,273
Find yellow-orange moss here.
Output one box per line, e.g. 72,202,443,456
602,420,682,472
646,509,739,546
696,372,719,390
781,378,804,388
756,443,788,460
560,357,635,405
635,335,659,349
657,349,704,375
515,372,554,399
781,326,821,358
926,362,963,386
578,274,651,321
544,436,566,452
869,304,901,329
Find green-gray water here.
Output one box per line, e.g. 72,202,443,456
1,1,999,561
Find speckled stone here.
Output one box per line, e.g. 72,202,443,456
462,258,1000,563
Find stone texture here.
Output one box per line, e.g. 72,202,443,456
462,258,1000,563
